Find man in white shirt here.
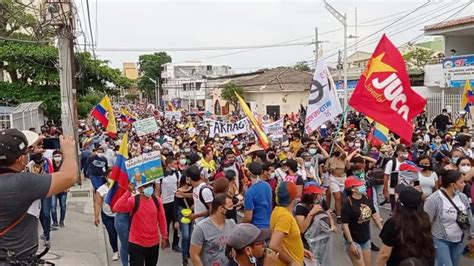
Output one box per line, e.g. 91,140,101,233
187,166,213,224
157,156,182,251
384,144,408,211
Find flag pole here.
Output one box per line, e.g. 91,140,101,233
329,105,349,157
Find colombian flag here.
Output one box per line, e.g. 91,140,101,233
91,96,117,136
235,92,269,149
120,108,137,123
461,80,474,112
167,101,176,111
106,133,129,209
367,117,389,146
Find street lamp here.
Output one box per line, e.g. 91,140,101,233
145,76,160,107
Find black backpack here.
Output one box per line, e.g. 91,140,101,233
130,194,160,223
389,158,399,188
198,185,214,210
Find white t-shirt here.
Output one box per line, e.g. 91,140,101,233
418,171,438,196
440,192,467,242
384,159,402,195
193,182,214,223
104,148,116,167
160,171,181,204
97,184,114,217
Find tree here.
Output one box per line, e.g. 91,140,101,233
403,45,436,72
221,81,244,111
137,52,172,102
294,61,311,72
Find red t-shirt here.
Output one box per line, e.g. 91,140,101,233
114,191,168,247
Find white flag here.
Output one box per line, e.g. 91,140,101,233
304,59,343,134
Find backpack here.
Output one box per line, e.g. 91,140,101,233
130,194,160,223
198,185,214,210
389,158,399,188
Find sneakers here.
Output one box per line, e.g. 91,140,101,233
51,222,58,231
112,252,119,261
43,240,51,249
371,242,380,252
59,221,65,228
182,257,189,266
172,246,182,252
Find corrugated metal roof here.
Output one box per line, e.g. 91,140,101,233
425,15,474,31
14,102,43,113
0,106,15,114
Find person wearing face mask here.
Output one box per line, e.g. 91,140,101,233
190,193,237,266
300,152,318,183
383,144,408,211
455,157,472,200
114,183,170,266
424,169,474,266
242,162,272,230
415,155,438,199
430,135,449,158
325,148,349,224
226,223,275,266
177,153,188,172
456,134,474,159
175,175,195,266
51,151,68,229
157,156,182,252
341,177,383,266
261,162,277,204
86,146,109,191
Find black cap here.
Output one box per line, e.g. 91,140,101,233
247,161,262,176
0,129,39,165
399,186,422,209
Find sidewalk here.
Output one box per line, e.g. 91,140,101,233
41,180,108,266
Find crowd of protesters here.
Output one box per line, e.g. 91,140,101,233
1,102,474,266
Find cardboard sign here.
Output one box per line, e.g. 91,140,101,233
125,151,164,188
209,118,248,137
133,117,159,136
165,111,182,121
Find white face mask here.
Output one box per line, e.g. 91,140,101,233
459,166,471,174
179,159,187,165
354,143,361,148
97,152,105,157
53,156,62,162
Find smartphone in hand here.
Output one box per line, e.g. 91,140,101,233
43,137,61,150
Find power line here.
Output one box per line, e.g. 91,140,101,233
85,0,96,58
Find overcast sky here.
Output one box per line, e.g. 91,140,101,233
74,0,474,73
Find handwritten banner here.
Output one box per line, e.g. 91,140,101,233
133,117,159,136
209,118,248,137
164,111,182,121
264,119,284,138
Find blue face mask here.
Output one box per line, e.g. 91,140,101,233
357,185,367,194
143,187,154,197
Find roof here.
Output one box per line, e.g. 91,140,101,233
234,67,313,92
0,106,15,114
14,102,43,113
425,15,474,31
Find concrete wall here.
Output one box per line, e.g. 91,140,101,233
243,91,309,115
445,36,474,56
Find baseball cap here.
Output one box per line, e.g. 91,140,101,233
275,182,298,206
227,223,271,250
0,129,39,165
398,186,422,209
247,161,262,176
303,182,326,195
344,176,365,188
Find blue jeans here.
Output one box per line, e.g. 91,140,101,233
178,206,193,259
40,197,52,241
372,184,384,213
114,213,130,266
102,211,118,253
433,238,465,266
90,175,106,191
81,150,91,175
51,192,67,224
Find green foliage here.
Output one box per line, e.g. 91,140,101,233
221,81,244,110
124,93,139,102
403,46,436,72
294,61,311,72
77,92,104,118
137,52,172,101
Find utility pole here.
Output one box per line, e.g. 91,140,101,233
314,27,319,62
355,7,358,52
44,0,80,179
155,78,160,108
324,0,348,120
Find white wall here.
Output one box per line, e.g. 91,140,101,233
424,64,446,87
243,91,309,115
445,36,474,56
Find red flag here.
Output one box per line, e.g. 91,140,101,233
349,35,426,144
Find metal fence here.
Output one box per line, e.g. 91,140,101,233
11,102,45,131
337,91,466,121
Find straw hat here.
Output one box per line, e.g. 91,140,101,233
245,144,264,155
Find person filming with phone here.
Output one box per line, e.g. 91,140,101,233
0,129,78,264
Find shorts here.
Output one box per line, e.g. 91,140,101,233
329,176,345,193
343,239,370,252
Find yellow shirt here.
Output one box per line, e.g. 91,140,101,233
290,140,302,153
270,206,304,266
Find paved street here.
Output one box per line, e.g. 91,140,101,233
45,180,469,265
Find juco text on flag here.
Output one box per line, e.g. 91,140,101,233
235,92,269,149
91,95,117,136
106,133,129,209
304,59,343,135
348,34,426,144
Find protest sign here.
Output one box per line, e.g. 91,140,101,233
264,119,284,138
209,118,248,137
125,151,164,188
165,111,182,121
133,117,159,136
